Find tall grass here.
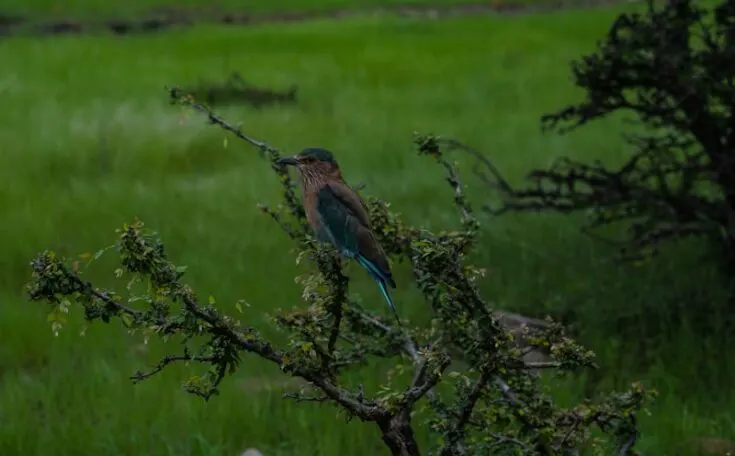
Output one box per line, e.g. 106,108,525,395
0,3,732,454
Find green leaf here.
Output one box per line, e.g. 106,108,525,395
51,321,62,337
93,246,110,261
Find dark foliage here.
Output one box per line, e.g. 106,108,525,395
469,0,735,264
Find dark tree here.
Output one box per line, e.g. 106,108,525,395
26,89,652,456
470,0,735,264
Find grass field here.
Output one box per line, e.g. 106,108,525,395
1,0,733,455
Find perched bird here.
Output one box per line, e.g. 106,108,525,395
276,148,400,324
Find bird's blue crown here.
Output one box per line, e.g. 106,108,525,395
299,148,336,164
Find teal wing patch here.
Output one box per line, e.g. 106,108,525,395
316,185,361,256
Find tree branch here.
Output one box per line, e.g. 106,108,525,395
25,83,655,455
438,370,492,456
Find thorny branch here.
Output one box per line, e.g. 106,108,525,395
169,87,307,230
344,307,437,400
437,370,492,456
25,87,653,455
169,87,278,155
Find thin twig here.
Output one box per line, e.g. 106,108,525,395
438,138,514,195
347,307,436,400
327,302,344,354
169,86,306,223
169,87,278,154
523,361,562,369
617,414,639,456
618,434,637,456
326,259,348,355
493,376,523,408
131,353,216,382
489,433,531,451
438,370,492,456
557,414,582,451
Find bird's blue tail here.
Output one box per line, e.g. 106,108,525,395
375,278,396,313
357,255,402,326
357,254,392,286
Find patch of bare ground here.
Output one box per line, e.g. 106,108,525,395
1,0,635,39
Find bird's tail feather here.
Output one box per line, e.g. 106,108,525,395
357,255,402,326
376,279,402,327
357,254,393,287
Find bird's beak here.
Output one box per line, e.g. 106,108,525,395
275,156,299,167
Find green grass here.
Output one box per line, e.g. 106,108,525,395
0,1,733,455
4,0,598,21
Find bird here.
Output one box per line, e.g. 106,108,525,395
276,148,400,324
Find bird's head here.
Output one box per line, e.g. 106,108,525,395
276,148,341,178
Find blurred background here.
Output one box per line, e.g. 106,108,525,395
0,0,732,455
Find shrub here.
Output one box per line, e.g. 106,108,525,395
26,89,653,456
472,0,735,268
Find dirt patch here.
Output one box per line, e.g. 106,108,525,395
0,13,23,36
1,0,633,39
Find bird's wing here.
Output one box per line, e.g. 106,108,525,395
316,183,395,287
323,181,372,229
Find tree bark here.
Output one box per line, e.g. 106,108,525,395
378,411,422,456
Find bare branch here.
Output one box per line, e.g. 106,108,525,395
131,353,217,383
169,87,278,154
